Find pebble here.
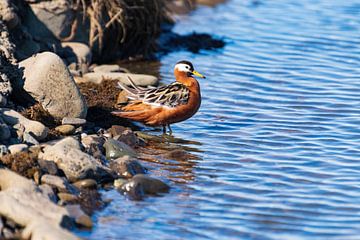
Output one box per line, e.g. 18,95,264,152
119,174,170,200
103,138,137,159
66,204,93,228
110,156,147,178
22,132,39,145
0,145,8,156
8,144,28,154
0,122,11,141
38,159,59,175
0,108,48,140
93,64,122,73
110,126,140,147
73,179,97,189
41,174,72,192
55,124,75,135
61,42,92,65
58,192,78,202
62,117,87,126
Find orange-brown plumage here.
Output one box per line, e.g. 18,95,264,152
112,60,205,133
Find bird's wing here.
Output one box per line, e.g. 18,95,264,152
118,77,190,108
140,82,190,108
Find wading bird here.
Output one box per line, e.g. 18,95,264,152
112,60,206,134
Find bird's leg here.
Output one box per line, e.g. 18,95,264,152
162,125,167,134
167,124,172,135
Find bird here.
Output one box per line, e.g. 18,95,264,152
112,60,206,134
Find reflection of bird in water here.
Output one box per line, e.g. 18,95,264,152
135,131,203,184
112,60,206,134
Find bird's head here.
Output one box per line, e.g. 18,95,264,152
174,60,206,79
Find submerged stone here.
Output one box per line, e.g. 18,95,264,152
110,156,147,178
103,138,137,159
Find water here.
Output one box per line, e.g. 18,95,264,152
87,0,360,239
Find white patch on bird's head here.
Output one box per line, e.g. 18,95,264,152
174,63,192,73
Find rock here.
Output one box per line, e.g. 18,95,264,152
23,132,40,145
65,205,93,228
28,0,75,40
39,184,57,203
58,193,78,202
72,179,97,189
103,138,137,159
61,117,86,126
0,144,8,156
0,119,11,141
55,125,75,135
81,134,105,148
8,144,28,154
93,64,122,73
0,216,3,233
61,42,92,65
0,108,48,140
0,0,19,29
116,90,129,105
38,159,60,175
18,52,87,119
80,72,158,86
41,174,78,194
0,169,79,240
113,178,127,188
110,156,147,178
196,0,227,6
111,126,141,146
39,137,109,182
113,130,140,147
119,174,170,200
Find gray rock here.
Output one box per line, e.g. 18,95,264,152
0,169,79,240
0,118,11,141
39,137,108,182
39,184,57,203
65,204,93,228
72,179,97,189
28,0,75,40
41,174,77,194
18,52,87,119
0,108,48,140
93,64,122,73
0,144,8,156
8,144,28,154
0,0,19,29
23,132,40,145
104,138,137,159
55,124,75,135
110,156,147,178
119,174,170,200
61,117,86,126
61,42,92,65
79,72,158,86
0,94,7,106
57,192,78,203
0,214,3,232
38,159,59,175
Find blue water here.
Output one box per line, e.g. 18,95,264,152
89,0,360,239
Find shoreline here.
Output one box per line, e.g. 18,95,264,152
0,0,224,239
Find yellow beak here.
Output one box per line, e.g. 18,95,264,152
192,70,206,79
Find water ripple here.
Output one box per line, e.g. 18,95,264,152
87,0,360,239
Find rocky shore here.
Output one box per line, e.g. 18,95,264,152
0,0,223,239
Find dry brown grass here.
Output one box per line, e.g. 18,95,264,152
69,0,171,61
